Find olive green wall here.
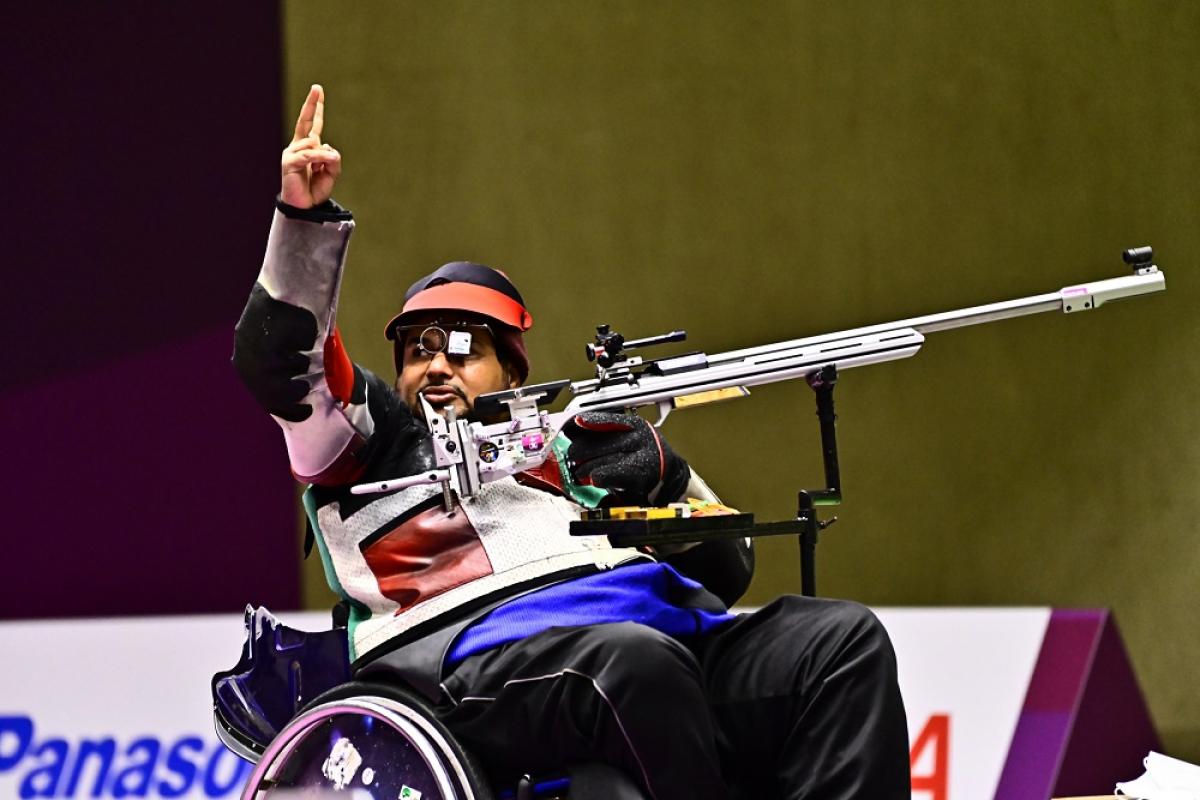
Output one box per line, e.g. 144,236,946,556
283,0,1199,757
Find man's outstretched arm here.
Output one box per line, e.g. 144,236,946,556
233,85,412,486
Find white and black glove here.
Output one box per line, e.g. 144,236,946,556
562,411,690,506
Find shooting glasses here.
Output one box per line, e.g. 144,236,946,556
394,321,495,359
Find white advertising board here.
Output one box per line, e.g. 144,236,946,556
876,608,1050,800
0,609,1050,799
0,612,322,800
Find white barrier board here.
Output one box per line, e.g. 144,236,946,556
876,608,1050,800
0,609,1050,799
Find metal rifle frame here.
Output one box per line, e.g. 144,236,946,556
355,247,1165,599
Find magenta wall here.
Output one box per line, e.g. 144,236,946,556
3,4,300,617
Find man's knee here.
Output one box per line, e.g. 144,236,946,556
767,595,891,646
810,597,890,645
570,621,704,689
713,595,899,693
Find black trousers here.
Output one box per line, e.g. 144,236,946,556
436,595,911,800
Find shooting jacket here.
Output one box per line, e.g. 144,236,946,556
233,201,646,663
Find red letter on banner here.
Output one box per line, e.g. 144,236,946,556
910,714,949,800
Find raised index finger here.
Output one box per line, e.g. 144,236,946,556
292,84,325,142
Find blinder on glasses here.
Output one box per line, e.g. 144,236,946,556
394,321,494,359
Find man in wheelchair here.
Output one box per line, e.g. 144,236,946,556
219,84,910,799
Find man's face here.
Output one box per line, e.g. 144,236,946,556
395,311,520,421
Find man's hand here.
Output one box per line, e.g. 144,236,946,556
562,411,690,506
281,84,342,209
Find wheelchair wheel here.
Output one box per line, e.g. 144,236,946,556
241,683,493,800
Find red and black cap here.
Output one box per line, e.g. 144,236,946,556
385,262,533,335
385,261,533,381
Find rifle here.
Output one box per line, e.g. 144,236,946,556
351,247,1165,590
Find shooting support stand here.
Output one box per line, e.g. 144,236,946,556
798,364,842,597
569,364,846,598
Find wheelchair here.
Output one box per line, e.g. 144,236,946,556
213,607,648,800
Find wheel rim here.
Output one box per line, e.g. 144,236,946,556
241,696,477,800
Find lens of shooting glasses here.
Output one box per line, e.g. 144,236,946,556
418,326,448,354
